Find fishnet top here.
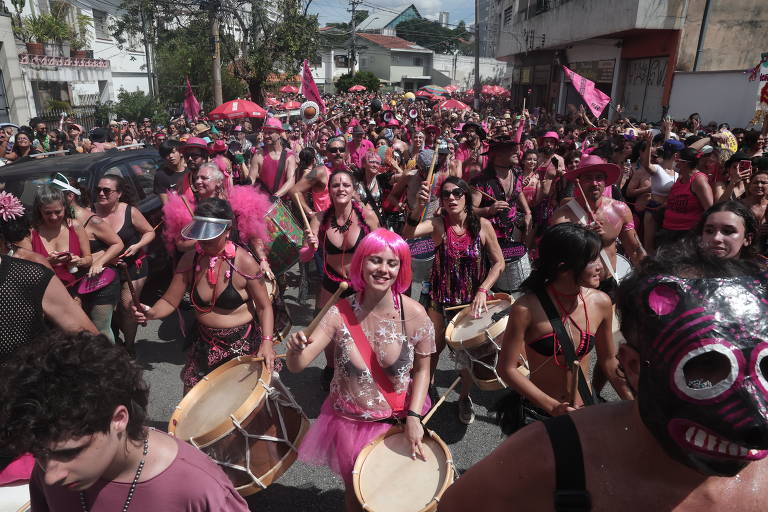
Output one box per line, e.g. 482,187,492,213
0,255,53,364
319,295,436,421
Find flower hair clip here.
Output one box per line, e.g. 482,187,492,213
0,192,24,221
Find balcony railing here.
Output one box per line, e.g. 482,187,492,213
18,54,110,69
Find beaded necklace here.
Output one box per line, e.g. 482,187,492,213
79,436,148,512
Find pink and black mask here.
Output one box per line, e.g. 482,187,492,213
635,274,768,476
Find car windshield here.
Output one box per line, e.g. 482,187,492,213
0,170,88,209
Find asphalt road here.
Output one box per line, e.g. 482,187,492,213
136,265,515,511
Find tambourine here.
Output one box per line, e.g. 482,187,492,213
300,101,320,124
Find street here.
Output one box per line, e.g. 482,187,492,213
137,267,510,511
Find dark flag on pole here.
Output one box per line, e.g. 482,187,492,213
301,59,326,113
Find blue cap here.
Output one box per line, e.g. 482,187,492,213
663,139,685,153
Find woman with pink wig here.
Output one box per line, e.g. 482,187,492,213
286,228,435,512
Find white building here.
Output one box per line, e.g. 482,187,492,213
0,0,151,125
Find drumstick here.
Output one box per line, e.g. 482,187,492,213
414,150,439,221
181,196,194,217
574,180,596,222
118,261,146,327
255,353,288,361
293,192,312,231
443,299,504,312
422,376,462,426
152,220,164,231
569,361,580,406
472,187,496,202
304,282,349,338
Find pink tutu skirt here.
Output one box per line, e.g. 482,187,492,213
298,396,431,485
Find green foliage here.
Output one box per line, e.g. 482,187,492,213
112,89,164,123
335,71,380,93
68,14,93,51
395,18,472,55
18,12,69,43
47,99,72,111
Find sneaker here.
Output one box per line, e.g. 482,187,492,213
458,395,475,425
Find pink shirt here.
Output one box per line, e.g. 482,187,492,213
348,138,374,168
259,148,294,194
30,435,248,511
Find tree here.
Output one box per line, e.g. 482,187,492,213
112,89,165,123
335,71,380,93
395,18,472,55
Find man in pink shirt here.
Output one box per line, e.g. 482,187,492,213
347,124,374,168
455,122,489,180
0,331,248,511
249,117,297,197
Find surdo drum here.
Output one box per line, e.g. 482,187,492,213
445,293,527,390
168,356,309,496
352,426,454,512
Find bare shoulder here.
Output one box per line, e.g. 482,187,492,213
234,246,259,273
584,287,612,309
401,294,429,320
550,204,575,224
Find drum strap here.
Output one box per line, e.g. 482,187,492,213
565,200,617,281
272,148,288,195
544,415,592,512
337,298,407,414
534,289,594,407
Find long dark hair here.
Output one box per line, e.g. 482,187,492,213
694,200,760,260
521,223,601,292
97,174,136,206
441,176,481,239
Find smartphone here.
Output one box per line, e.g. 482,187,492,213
738,160,752,174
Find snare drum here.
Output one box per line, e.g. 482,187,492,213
615,254,631,282
266,199,304,275
168,356,309,496
353,426,453,512
445,293,524,390
0,484,30,512
406,237,436,300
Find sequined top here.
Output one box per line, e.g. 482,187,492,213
319,295,436,421
429,224,486,306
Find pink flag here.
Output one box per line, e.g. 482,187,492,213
182,77,201,121
562,65,611,118
301,59,326,113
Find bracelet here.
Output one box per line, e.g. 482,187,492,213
406,216,420,226
477,287,491,296
406,410,423,420
262,335,273,342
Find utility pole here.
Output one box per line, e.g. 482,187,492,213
140,9,154,98
473,0,481,110
210,0,223,106
348,0,362,74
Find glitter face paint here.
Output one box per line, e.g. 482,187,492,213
635,274,768,476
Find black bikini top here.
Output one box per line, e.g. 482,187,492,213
325,228,366,255
191,253,247,311
528,325,595,360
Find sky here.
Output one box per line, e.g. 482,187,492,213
306,0,475,29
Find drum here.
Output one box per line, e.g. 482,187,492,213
168,356,309,496
264,278,292,343
615,254,631,282
266,199,304,276
445,293,526,390
407,237,435,300
494,249,531,295
0,484,30,512
352,426,454,512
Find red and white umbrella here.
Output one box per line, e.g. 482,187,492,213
481,84,496,95
492,85,509,96
464,89,474,95
280,100,302,110
444,85,458,93
280,85,299,94
348,85,367,92
208,99,266,119
435,99,471,111
415,90,433,98
265,97,280,106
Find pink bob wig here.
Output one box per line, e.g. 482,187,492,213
349,228,412,294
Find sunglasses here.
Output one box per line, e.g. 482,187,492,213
96,187,116,196
441,188,465,199
185,152,206,159
328,147,345,153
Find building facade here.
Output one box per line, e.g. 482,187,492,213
493,0,768,126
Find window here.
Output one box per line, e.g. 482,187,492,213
392,54,400,65
413,56,422,66
503,6,514,25
360,57,367,67
334,54,349,68
93,9,109,40
126,159,159,199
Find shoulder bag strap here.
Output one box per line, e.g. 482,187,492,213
272,148,288,195
544,415,592,512
336,299,407,413
534,288,594,406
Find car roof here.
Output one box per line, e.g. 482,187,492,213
0,149,160,178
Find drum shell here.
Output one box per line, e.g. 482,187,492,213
266,200,304,275
407,237,435,300
493,254,531,294
353,426,453,512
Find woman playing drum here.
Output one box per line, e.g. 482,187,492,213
299,169,379,386
496,223,633,433
287,228,434,512
402,176,504,425
133,198,275,393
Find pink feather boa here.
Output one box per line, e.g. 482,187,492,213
162,186,271,255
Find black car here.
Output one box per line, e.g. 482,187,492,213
0,148,169,272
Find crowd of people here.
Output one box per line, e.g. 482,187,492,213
1,88,767,511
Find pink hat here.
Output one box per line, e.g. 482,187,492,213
566,154,621,186
210,139,227,154
262,117,284,132
542,131,560,141
386,118,400,127
179,136,209,153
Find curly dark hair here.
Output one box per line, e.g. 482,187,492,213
0,214,31,244
98,174,136,206
0,330,149,457
440,176,481,239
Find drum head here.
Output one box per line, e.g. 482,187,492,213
0,484,30,512
615,254,631,282
446,294,513,350
169,357,270,445
354,429,452,512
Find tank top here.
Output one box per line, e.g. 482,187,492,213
663,171,706,230
30,225,82,286
260,148,293,194
650,164,677,197
429,222,486,306
0,256,53,364
116,205,140,257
